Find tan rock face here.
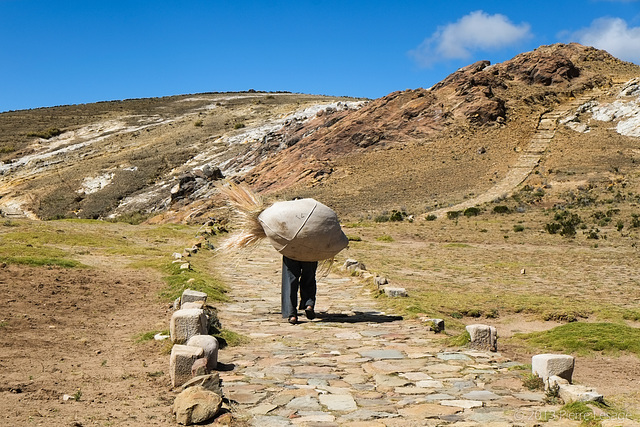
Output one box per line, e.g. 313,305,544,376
173,385,222,425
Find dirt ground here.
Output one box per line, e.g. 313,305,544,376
0,264,176,427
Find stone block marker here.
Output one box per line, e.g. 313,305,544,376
187,334,219,371
466,324,497,352
170,345,204,388
181,289,208,305
421,318,445,332
531,354,574,383
170,308,208,344
181,301,205,310
383,287,408,297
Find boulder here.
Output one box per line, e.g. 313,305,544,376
181,373,222,396
173,385,222,425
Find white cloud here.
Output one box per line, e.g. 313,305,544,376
410,10,532,67
571,17,640,63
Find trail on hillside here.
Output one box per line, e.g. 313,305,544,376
424,91,602,219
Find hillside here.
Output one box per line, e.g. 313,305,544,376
1,42,639,223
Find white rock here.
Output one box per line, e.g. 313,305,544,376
170,345,204,388
466,324,497,352
532,354,574,383
186,335,219,371
170,308,208,344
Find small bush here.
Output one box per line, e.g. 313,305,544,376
27,127,63,139
347,235,362,242
513,224,525,232
545,210,582,237
425,214,437,221
389,209,407,222
463,207,480,217
493,205,511,214
374,214,390,223
631,214,640,228
194,120,203,127
522,373,544,390
446,211,461,220
376,234,394,242
234,122,245,129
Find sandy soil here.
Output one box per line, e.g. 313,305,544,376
0,264,175,427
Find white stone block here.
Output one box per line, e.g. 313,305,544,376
466,324,497,352
383,287,408,297
558,384,603,403
532,354,574,383
187,335,219,371
421,318,445,332
170,344,204,387
170,308,207,344
181,289,208,304
181,301,205,310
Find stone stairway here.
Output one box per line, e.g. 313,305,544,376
425,92,601,219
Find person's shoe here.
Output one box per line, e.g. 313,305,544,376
288,315,298,324
304,306,315,320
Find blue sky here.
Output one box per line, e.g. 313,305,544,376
1,0,639,112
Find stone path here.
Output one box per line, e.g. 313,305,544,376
213,243,588,426
425,92,602,219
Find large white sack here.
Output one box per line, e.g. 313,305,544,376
258,198,348,262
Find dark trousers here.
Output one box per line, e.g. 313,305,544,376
281,256,317,318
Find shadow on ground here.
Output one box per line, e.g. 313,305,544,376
316,311,403,323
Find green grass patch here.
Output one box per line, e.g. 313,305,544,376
446,330,470,347
0,255,82,268
375,234,394,242
215,328,249,347
158,261,228,303
134,330,168,343
512,322,640,356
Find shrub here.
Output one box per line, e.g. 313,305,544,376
425,214,437,221
27,127,63,139
234,122,245,129
493,205,511,214
631,214,640,228
513,224,525,232
194,120,203,127
389,209,407,222
545,210,582,237
446,211,461,220
374,214,390,223
522,373,544,391
463,207,480,217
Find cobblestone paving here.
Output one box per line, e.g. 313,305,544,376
211,244,606,426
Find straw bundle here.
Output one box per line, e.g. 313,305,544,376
217,181,348,263
217,182,266,252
